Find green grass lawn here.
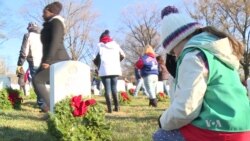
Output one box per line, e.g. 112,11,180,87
0,94,170,141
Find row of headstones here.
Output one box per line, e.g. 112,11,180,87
0,61,90,113
1,61,250,113
92,80,169,95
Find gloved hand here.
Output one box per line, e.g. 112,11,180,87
16,66,23,75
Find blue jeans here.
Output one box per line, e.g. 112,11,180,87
153,129,185,141
134,78,149,97
143,74,158,99
101,76,118,95
28,61,38,78
101,75,119,112
28,63,44,108
32,67,48,109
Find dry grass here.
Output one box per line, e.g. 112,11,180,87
0,93,170,141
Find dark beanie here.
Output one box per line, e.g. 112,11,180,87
99,30,110,41
45,1,62,15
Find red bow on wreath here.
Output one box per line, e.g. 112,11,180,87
121,92,130,101
71,95,96,117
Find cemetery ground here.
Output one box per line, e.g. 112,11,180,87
0,92,170,141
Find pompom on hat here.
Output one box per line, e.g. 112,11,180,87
161,6,203,54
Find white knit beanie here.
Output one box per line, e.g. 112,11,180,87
161,6,203,54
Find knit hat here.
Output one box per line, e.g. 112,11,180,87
27,22,39,31
99,30,113,43
99,30,110,41
45,1,62,15
161,6,202,54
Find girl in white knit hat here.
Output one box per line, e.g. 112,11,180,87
153,5,250,141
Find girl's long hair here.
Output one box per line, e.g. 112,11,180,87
190,26,244,60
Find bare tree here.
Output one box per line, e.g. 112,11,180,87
120,3,161,76
0,58,8,75
63,0,98,63
23,0,98,65
0,7,21,45
187,0,250,80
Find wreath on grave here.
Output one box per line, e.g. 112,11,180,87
119,91,131,105
128,88,135,96
156,92,168,102
47,95,112,141
0,87,23,110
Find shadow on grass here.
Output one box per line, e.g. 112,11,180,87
0,111,44,121
22,100,37,106
106,114,158,122
0,126,56,141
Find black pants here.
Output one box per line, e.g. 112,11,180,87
32,68,50,108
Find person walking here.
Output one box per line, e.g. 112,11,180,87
32,1,70,112
135,45,158,107
153,6,250,141
16,22,43,107
156,55,170,95
94,29,125,113
133,67,149,97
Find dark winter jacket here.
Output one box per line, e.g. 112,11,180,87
134,68,142,80
158,64,169,81
40,15,70,65
136,54,158,77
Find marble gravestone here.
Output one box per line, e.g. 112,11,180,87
156,81,164,94
126,83,136,90
50,61,91,112
0,76,11,90
117,80,126,92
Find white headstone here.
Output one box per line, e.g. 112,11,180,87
117,80,126,92
50,61,91,112
0,76,11,90
11,84,20,90
156,81,164,94
25,84,30,96
11,83,30,96
127,83,136,90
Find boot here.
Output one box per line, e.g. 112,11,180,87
149,99,153,106
112,93,119,112
104,93,112,113
152,99,158,107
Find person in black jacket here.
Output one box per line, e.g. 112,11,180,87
32,1,70,112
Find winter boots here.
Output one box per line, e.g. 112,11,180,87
149,99,157,107
104,94,112,113
105,93,119,113
112,92,119,112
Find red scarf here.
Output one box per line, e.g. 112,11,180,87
100,35,112,43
